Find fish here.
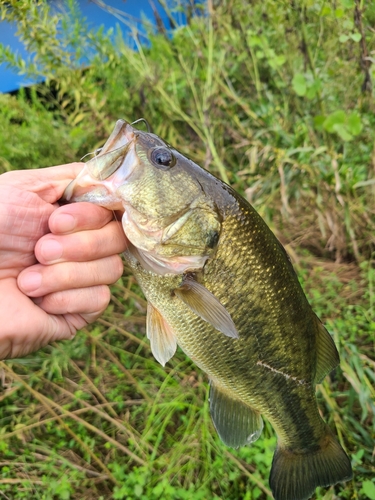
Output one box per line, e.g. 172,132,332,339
63,119,353,500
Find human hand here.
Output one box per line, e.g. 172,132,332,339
0,163,126,359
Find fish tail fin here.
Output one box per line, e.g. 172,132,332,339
269,425,352,500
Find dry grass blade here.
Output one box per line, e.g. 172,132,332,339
1,362,128,483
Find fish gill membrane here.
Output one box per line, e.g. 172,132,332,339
62,119,353,500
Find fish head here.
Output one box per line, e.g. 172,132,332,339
63,119,221,274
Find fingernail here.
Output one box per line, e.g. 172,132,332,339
54,213,76,233
19,272,42,292
33,296,43,305
40,239,63,262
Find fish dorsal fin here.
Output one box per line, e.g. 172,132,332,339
209,382,263,448
147,303,177,366
314,314,340,384
174,279,239,339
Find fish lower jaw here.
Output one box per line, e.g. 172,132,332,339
129,245,208,276
64,185,124,210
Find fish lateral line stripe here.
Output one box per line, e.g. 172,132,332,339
256,360,307,385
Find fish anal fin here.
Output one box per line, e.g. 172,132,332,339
270,425,352,500
209,382,263,448
314,314,340,384
147,303,177,366
174,279,239,339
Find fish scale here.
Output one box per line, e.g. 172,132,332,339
126,196,318,440
63,119,353,500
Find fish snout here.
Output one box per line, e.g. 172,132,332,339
62,120,138,207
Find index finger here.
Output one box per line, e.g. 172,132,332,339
0,162,85,203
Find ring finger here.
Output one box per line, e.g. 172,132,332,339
34,285,111,320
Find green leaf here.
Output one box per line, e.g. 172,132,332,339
323,109,362,140
134,484,143,497
333,123,353,141
323,110,346,132
306,86,317,100
350,33,362,42
335,8,344,18
343,19,354,29
362,481,375,500
320,6,332,16
113,486,127,500
292,73,306,96
347,112,363,135
339,34,349,43
306,78,321,100
274,55,286,66
59,490,71,500
340,0,354,7
313,115,326,130
248,35,262,47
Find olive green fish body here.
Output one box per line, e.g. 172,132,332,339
125,175,324,448
64,120,352,500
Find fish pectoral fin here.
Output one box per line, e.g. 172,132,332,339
174,279,239,339
147,303,177,367
314,314,340,384
209,382,263,448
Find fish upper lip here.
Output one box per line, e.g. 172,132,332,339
62,120,137,202
100,119,136,155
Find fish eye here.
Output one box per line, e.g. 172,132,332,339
150,147,176,170
207,230,220,249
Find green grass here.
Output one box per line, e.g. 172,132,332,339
0,264,374,499
0,0,374,499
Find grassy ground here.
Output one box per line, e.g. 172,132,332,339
0,260,373,499
0,1,374,499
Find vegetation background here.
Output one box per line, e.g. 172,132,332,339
0,0,374,499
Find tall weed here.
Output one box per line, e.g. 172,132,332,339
1,0,374,260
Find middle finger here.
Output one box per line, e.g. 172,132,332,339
35,220,127,265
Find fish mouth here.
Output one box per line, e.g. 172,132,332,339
62,120,137,208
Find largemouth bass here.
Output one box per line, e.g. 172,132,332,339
63,120,352,500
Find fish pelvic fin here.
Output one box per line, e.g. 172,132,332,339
174,278,239,339
209,382,263,448
314,314,340,384
270,425,352,500
147,303,177,366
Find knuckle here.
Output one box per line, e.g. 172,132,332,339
96,223,117,255
112,255,124,280
94,255,123,285
95,285,111,310
80,286,110,323
65,263,80,286
41,290,73,315
46,290,68,309
92,233,105,256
